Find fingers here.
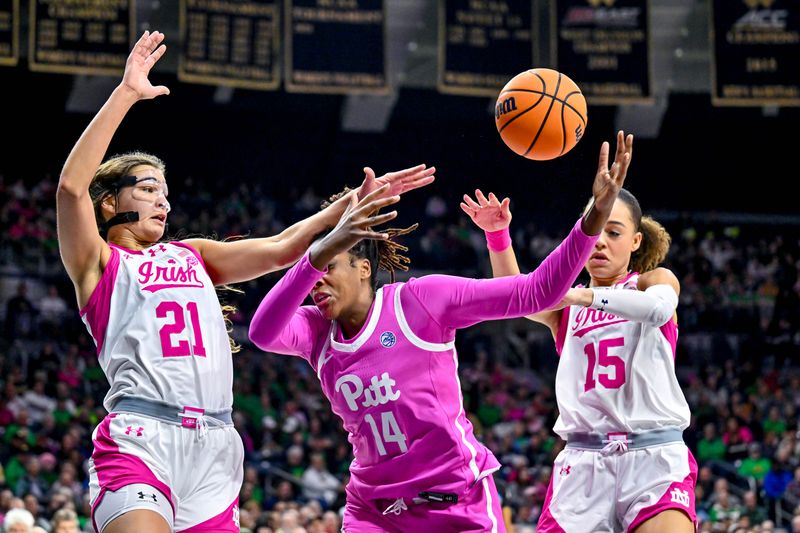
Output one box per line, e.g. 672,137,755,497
459,202,474,216
357,183,390,204
487,192,501,207
353,193,400,218
462,193,480,210
361,210,398,228
614,130,625,164
596,141,610,173
475,189,489,207
500,197,511,212
363,167,376,181
385,164,426,182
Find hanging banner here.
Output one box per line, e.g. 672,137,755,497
0,0,18,66
710,0,799,106
286,0,387,93
551,0,653,104
438,0,535,97
29,0,134,74
178,0,280,90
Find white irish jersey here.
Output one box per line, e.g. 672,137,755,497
552,273,690,438
81,242,233,412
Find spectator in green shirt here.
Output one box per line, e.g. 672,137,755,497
762,405,786,436
738,443,771,483
697,422,727,463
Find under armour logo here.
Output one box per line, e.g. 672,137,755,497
138,491,158,503
670,488,690,507
147,244,168,257
560,465,572,476
599,298,609,311
126,426,144,437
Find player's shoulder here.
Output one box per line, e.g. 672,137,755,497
637,268,680,293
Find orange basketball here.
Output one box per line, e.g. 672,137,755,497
495,68,587,161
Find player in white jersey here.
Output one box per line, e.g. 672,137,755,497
56,31,434,533
463,132,696,532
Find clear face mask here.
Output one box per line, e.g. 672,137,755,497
128,177,171,212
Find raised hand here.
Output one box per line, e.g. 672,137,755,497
121,30,170,100
309,185,400,270
592,130,633,214
581,131,633,235
358,164,436,200
460,189,512,232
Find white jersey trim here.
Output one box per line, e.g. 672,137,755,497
330,288,384,352
451,351,481,481
316,323,335,379
394,285,455,352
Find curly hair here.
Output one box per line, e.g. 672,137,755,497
320,187,418,289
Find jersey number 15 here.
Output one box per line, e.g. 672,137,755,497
583,337,626,392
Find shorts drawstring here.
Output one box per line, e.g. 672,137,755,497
601,439,629,455
382,498,408,516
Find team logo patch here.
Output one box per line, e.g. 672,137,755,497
379,331,397,348
670,488,690,507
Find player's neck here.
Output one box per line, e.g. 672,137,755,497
338,290,376,340
107,230,155,251
589,271,630,287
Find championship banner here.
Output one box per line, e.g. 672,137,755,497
0,0,19,66
285,0,387,94
551,0,653,104
29,0,134,74
178,0,280,90
438,0,535,97
710,0,799,106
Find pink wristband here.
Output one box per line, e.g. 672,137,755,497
485,228,511,252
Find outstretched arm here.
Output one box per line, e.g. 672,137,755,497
559,267,680,326
57,31,169,306
461,131,634,334
249,187,400,351
186,165,434,286
403,216,598,333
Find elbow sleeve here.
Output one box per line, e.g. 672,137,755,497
590,284,678,326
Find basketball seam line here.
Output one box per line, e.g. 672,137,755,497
523,73,563,157
498,89,586,125
497,92,547,134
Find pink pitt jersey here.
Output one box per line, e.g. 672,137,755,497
312,282,497,501
250,218,598,502
552,273,690,438
80,242,234,413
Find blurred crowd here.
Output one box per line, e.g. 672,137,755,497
1,173,799,532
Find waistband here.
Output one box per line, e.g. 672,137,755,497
110,397,233,427
566,428,683,451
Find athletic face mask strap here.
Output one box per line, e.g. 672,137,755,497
101,175,169,233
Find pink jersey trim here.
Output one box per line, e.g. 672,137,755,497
91,415,176,531
659,319,679,360
179,498,239,532
80,246,121,356
108,242,144,255
555,307,570,356
537,474,566,532
171,241,207,270
627,448,698,532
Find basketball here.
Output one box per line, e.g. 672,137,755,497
495,68,588,161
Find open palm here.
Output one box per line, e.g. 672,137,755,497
122,31,170,100
460,189,512,232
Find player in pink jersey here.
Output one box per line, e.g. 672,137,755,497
462,132,695,532
248,136,631,532
56,31,435,533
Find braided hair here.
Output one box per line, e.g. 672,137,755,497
321,187,418,290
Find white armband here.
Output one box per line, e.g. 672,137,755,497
590,284,678,326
